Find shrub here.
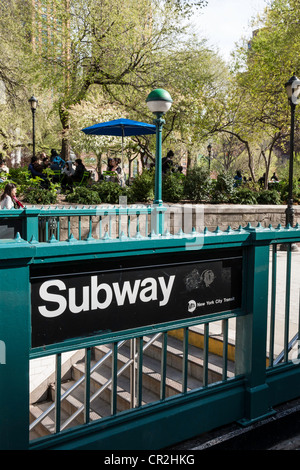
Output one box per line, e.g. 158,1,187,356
3,167,41,194
8,167,32,186
7,167,59,201
230,187,258,205
183,167,212,202
22,183,58,205
162,172,185,202
210,173,235,203
129,170,154,203
92,181,129,204
256,189,282,205
278,179,300,204
65,186,102,205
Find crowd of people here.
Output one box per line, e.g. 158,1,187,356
0,149,91,207
0,146,285,210
233,170,279,188
0,149,175,209
27,149,89,191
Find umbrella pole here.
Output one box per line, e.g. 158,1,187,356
122,127,124,171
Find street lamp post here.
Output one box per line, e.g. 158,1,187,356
28,95,38,158
146,88,173,234
207,143,212,172
284,74,300,227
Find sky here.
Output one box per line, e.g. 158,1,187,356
192,0,269,62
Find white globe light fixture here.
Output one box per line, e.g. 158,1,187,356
146,88,173,114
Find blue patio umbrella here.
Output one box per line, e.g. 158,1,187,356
81,118,156,168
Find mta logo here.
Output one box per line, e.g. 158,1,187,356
0,340,6,365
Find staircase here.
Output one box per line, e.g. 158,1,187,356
29,329,235,440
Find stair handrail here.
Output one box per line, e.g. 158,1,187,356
273,332,299,365
61,332,163,431
30,339,127,432
30,333,162,433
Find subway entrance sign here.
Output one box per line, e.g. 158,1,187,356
30,249,243,348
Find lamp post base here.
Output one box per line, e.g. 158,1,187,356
285,201,294,228
280,202,299,251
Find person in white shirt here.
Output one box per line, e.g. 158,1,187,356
0,183,23,209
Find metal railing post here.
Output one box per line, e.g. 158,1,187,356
236,233,275,425
24,208,40,241
0,245,32,449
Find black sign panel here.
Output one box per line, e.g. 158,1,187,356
30,250,243,348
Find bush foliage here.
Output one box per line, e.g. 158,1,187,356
183,167,212,202
0,167,296,206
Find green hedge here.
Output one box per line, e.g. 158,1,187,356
1,167,298,206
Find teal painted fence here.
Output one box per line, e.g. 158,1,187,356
0,205,165,242
0,207,300,450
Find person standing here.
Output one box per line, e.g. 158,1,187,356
162,150,174,174
110,158,125,186
234,170,242,187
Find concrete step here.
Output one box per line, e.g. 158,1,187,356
144,333,235,383
29,397,82,439
52,379,110,421
168,326,236,362
93,342,186,398
72,360,159,411
94,334,234,390
30,332,235,439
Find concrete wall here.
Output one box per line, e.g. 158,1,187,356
201,204,299,231
164,204,299,233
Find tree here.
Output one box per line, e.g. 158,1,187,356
25,0,207,159
227,0,300,182
0,1,33,153
69,89,125,176
196,0,300,183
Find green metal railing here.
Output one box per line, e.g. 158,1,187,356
268,242,300,367
1,212,300,450
0,205,165,241
29,320,237,439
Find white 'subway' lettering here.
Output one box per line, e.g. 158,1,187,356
38,275,175,318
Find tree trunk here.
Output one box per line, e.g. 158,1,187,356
59,103,70,161
186,149,192,170
97,153,102,181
